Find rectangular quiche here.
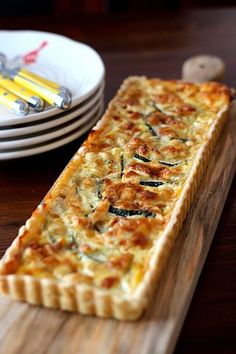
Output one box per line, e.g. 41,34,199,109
0,77,232,320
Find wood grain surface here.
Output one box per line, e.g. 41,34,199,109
0,101,235,354
0,8,236,354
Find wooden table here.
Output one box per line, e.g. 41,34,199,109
0,8,235,354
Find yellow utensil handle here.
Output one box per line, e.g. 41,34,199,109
20,68,70,94
0,86,29,115
14,69,71,109
18,68,61,93
0,75,44,112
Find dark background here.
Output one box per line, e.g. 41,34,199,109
1,0,236,16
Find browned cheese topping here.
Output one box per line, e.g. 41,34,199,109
2,78,231,293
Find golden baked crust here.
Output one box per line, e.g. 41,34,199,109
0,77,231,319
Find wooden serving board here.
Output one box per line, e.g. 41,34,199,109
0,106,235,354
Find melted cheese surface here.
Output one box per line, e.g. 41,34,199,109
3,78,231,293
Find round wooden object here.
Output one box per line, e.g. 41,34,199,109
182,55,225,82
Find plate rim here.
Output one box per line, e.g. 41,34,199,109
0,97,103,149
0,105,103,160
0,83,104,138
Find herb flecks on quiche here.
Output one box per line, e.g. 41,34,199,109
0,77,231,319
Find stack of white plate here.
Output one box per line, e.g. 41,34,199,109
0,30,105,160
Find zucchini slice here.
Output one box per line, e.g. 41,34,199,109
120,153,124,178
145,122,158,136
170,137,189,143
109,205,155,218
139,180,164,187
81,251,106,263
152,103,168,114
134,153,151,163
159,160,183,167
97,180,103,199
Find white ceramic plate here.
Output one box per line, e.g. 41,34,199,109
0,97,103,150
0,30,105,126
0,105,103,160
0,83,104,138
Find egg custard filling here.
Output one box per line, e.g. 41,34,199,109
0,77,231,302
